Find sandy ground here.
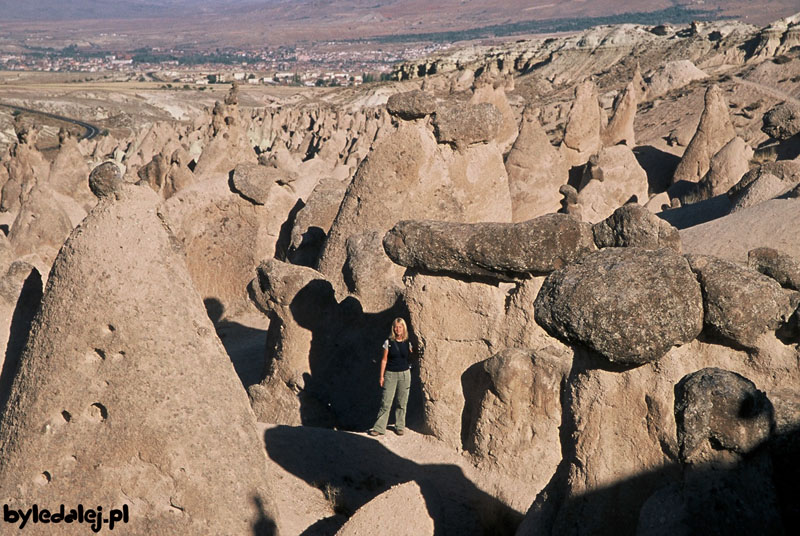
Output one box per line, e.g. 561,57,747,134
258,422,536,536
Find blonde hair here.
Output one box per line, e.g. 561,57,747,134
389,318,409,342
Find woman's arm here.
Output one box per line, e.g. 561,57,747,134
379,348,388,387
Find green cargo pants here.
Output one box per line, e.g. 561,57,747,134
371,369,411,434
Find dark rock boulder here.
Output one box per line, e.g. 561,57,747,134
386,90,437,120
686,254,799,347
675,367,774,463
383,214,597,280
762,101,800,140
534,248,703,365
432,102,502,148
89,161,123,199
638,368,782,536
748,247,800,291
592,204,681,252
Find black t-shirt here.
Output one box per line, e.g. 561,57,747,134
383,339,412,372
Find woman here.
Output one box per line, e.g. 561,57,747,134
368,317,413,436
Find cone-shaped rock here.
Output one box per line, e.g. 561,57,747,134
505,106,567,221
562,79,602,158
671,85,736,186
601,80,637,147
0,184,279,535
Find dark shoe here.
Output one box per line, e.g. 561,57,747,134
368,429,383,437
395,428,405,436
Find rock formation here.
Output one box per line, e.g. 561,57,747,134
335,482,434,536
671,85,736,186
382,215,597,280
505,107,567,221
575,145,649,223
561,79,602,164
0,183,280,535
535,248,703,365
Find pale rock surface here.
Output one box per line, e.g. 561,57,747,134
230,162,297,206
686,254,799,348
505,107,567,221
671,85,736,186
576,145,649,223
601,79,638,147
193,97,257,177
335,481,433,536
161,174,296,317
0,130,50,214
646,60,708,99
7,185,74,267
680,136,753,204
469,76,519,152
317,120,511,296
247,259,331,425
403,274,507,446
0,261,42,410
0,183,280,535
248,259,400,430
287,178,349,267
462,348,568,490
382,215,596,280
136,147,194,200
535,248,703,365
48,130,93,210
561,79,602,165
680,198,800,262
727,160,800,212
343,231,404,311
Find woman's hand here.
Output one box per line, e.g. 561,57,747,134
379,376,385,387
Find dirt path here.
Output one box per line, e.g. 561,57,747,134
733,76,800,106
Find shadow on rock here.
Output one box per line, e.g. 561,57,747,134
633,145,680,194
0,266,42,413
204,297,268,389
264,425,523,535
288,282,423,431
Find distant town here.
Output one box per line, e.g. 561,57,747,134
0,41,453,87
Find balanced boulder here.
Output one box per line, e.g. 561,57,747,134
534,248,703,365
386,90,437,121
686,254,799,347
592,204,681,252
675,367,774,464
383,215,597,280
432,102,502,148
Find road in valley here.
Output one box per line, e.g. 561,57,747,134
0,102,102,140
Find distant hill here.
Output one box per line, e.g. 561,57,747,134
0,0,797,47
